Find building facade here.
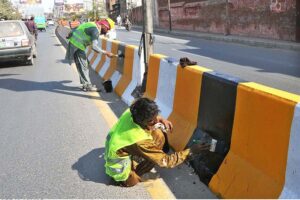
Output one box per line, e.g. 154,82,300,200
157,0,299,42
130,0,299,42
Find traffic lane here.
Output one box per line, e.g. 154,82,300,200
117,28,300,69
116,28,300,94
0,29,151,198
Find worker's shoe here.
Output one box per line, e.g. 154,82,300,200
82,84,101,92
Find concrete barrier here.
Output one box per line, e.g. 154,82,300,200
56,27,300,198
99,39,113,77
144,55,178,119
280,103,300,198
115,44,144,105
168,65,212,152
86,38,144,105
144,53,300,198
209,83,300,198
94,38,107,73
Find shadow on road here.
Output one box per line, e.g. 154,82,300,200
0,73,20,77
72,148,111,185
0,78,104,100
56,59,70,64
0,61,28,68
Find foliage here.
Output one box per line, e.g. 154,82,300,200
0,0,21,20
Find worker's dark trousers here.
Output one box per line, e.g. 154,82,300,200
73,49,92,87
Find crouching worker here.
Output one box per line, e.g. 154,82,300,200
104,97,209,187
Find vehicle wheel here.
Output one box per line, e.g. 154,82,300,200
33,45,37,58
26,56,34,65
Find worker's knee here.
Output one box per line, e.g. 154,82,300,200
119,171,141,187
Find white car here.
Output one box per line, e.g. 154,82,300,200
47,20,55,26
0,20,36,65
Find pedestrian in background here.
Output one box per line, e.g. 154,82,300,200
65,20,114,92
25,16,38,40
116,15,122,27
105,97,210,187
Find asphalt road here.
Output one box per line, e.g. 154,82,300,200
117,27,300,95
2,25,296,198
0,28,151,198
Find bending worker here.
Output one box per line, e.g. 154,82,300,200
105,97,209,187
65,20,114,92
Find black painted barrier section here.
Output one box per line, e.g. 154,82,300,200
189,71,245,185
116,42,126,74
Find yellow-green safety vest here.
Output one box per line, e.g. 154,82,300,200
68,22,97,51
105,109,152,181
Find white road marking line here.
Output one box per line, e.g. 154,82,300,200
171,48,213,60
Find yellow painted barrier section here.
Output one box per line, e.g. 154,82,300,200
86,46,92,57
103,40,120,80
144,54,166,100
168,66,212,151
95,39,107,73
209,82,300,198
115,45,135,97
89,50,98,66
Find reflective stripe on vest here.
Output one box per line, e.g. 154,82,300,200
104,109,152,181
106,157,131,174
68,22,96,51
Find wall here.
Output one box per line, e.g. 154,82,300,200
156,0,297,41
131,6,143,25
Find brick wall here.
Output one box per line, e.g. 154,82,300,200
155,0,297,41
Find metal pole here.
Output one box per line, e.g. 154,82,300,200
142,0,153,65
141,0,154,92
168,0,172,31
93,0,96,20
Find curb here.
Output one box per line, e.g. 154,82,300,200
132,26,300,52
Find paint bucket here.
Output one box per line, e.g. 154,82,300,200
103,80,113,93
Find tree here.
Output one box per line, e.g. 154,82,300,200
0,0,21,20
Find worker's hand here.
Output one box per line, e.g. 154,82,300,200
157,116,173,132
106,52,114,58
190,143,210,155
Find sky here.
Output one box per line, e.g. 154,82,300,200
42,0,54,12
12,0,84,13
43,0,84,11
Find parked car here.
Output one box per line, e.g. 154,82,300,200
0,20,37,65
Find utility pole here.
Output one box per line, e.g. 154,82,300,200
142,0,153,65
93,0,96,20
141,0,154,92
168,0,172,31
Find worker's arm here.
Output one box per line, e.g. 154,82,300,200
92,40,114,57
86,27,114,57
120,131,209,169
138,142,190,168
123,138,190,168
